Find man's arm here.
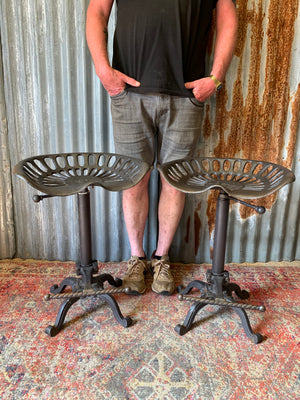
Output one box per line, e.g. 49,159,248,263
211,0,238,81
185,0,238,102
86,0,140,95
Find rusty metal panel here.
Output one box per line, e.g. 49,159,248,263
171,0,300,263
0,0,299,263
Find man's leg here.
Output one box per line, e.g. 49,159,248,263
155,175,185,257
150,176,185,295
121,172,151,294
122,171,151,258
155,94,204,257
111,92,157,294
151,95,204,295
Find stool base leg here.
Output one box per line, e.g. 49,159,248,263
45,297,79,337
45,262,132,337
175,271,264,344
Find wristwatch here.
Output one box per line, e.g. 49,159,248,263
210,75,223,91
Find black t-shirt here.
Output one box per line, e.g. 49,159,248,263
112,0,218,97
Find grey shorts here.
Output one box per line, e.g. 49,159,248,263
110,91,204,165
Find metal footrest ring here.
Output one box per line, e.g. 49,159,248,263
44,286,131,301
178,293,265,312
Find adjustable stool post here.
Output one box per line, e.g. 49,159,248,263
212,191,230,276
78,189,92,268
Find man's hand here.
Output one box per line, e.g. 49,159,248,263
98,66,140,96
185,78,216,102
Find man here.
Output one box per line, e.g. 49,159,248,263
86,0,238,296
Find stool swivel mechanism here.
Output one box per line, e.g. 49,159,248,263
158,157,295,344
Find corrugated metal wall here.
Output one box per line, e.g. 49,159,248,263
0,0,299,263
0,28,15,259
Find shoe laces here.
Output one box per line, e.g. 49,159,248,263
154,259,171,280
127,257,146,278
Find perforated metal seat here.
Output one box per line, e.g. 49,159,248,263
14,152,150,196
157,157,295,198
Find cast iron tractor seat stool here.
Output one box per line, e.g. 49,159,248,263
14,152,151,337
158,157,295,344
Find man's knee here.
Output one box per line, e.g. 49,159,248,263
160,175,185,197
124,171,151,197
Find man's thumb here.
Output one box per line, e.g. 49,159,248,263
126,76,141,87
185,82,193,89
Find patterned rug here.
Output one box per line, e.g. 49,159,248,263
0,259,299,400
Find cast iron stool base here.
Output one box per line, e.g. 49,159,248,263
44,262,132,337
175,271,265,344
42,189,132,337
175,191,265,344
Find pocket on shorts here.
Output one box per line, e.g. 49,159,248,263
188,98,205,108
110,89,128,100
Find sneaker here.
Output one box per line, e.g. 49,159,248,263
122,256,148,295
151,255,175,296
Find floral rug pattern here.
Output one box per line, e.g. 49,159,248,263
0,259,299,399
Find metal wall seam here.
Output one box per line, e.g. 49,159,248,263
0,30,15,258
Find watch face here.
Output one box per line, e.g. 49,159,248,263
217,83,223,91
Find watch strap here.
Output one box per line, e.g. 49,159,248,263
210,75,223,91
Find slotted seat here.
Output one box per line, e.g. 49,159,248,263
14,152,150,196
158,157,294,198
14,152,151,337
158,157,295,344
